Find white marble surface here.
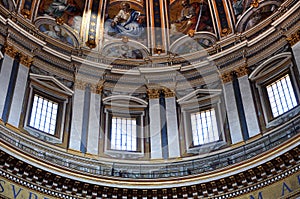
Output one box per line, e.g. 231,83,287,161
0,55,14,117
69,89,85,151
238,75,260,138
87,93,101,155
165,97,180,158
149,98,162,159
8,64,29,127
223,82,244,143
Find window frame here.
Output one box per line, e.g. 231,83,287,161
250,53,300,128
178,89,226,154
23,74,73,144
103,95,147,159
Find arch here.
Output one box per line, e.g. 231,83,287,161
235,0,282,32
249,52,292,80
34,17,80,47
103,95,148,108
102,40,150,59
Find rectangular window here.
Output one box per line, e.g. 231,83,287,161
191,108,219,146
110,116,137,151
29,94,58,135
266,74,298,118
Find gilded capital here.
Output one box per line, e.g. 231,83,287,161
220,72,233,83
4,44,18,58
74,79,87,90
235,65,249,78
20,54,33,67
286,30,300,46
162,88,175,98
147,89,160,99
90,83,103,94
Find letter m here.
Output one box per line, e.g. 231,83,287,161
250,192,263,199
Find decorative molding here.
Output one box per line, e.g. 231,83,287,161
286,29,300,46
147,89,160,99
162,88,175,98
21,9,31,19
250,0,259,8
220,72,233,83
4,44,18,58
235,64,249,78
19,53,33,67
74,79,88,90
90,83,103,94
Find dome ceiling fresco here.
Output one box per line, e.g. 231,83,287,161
0,0,284,58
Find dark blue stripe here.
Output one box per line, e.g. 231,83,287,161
2,58,19,123
232,76,249,141
80,86,91,153
160,93,168,159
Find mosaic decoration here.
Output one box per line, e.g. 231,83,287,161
170,0,213,41
38,0,84,33
104,1,146,42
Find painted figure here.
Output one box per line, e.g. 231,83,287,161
104,2,145,38
171,0,212,34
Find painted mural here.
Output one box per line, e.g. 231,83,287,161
39,24,76,46
104,1,146,42
38,0,84,33
170,0,213,39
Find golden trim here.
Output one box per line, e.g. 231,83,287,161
220,71,233,83
162,87,175,98
19,53,33,68
286,29,300,46
235,64,249,77
250,0,259,8
147,89,160,99
4,44,18,58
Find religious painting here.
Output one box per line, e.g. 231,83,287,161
39,24,77,46
235,1,282,32
230,0,283,22
103,44,145,59
104,1,147,43
169,0,214,40
37,0,84,33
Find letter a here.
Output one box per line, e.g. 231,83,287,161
282,182,292,196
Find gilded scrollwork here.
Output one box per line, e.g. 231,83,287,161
147,89,160,99
162,88,175,98
286,30,300,46
19,53,33,67
4,44,18,58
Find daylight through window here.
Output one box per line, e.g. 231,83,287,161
110,117,137,151
266,74,298,117
29,94,58,135
191,108,219,146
